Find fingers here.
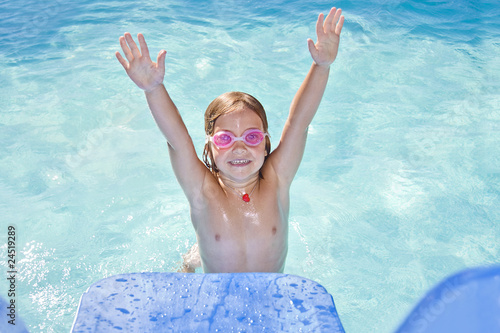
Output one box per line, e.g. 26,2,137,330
316,12,325,38
336,15,345,35
124,32,141,59
307,38,318,59
119,34,134,62
115,51,129,70
137,33,150,60
324,7,336,31
117,32,157,69
157,50,167,72
331,8,342,33
322,7,343,35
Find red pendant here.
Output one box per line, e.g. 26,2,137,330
242,194,250,202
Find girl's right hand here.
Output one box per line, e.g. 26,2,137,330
116,33,167,92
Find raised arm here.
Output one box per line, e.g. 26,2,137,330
267,8,344,185
116,33,208,203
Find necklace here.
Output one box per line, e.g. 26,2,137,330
220,178,258,202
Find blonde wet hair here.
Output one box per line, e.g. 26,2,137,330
202,91,271,175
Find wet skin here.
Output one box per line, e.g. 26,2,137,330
191,107,288,273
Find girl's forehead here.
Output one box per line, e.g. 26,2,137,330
214,107,264,131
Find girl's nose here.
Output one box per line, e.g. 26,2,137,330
231,140,247,154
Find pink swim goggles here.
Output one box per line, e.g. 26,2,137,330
206,129,269,149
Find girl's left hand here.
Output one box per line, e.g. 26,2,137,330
307,7,344,68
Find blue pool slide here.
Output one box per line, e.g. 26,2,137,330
395,264,500,333
71,272,344,332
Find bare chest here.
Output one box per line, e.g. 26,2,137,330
194,189,285,241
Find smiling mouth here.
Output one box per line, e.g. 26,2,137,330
229,159,251,166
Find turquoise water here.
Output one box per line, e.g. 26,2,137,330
1,0,499,331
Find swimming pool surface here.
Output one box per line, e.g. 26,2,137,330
1,0,499,331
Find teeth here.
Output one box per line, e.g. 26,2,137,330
230,159,249,165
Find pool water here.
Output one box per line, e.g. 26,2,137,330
1,0,499,331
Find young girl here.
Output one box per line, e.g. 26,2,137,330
116,8,344,273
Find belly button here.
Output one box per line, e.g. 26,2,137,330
272,227,277,235
215,234,221,241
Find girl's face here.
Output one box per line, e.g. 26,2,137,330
211,107,267,183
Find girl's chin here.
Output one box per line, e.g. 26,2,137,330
215,158,264,181
218,168,259,182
